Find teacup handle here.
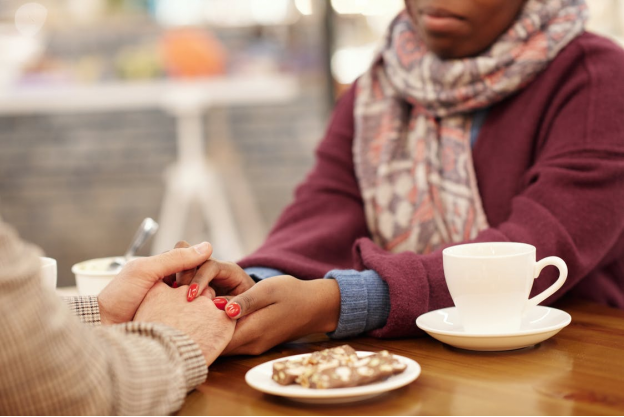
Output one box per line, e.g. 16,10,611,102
525,256,568,311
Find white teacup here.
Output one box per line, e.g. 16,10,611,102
442,242,567,334
40,256,57,290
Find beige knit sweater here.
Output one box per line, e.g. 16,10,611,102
0,220,207,415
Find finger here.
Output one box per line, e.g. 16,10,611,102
211,295,231,310
186,259,249,302
174,241,197,286
186,259,221,302
200,285,216,299
224,280,276,319
126,242,213,282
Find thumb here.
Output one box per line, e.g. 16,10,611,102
224,281,274,319
128,241,213,281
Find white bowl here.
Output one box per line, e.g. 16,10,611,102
72,256,139,296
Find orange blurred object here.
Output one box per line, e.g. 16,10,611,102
160,28,227,78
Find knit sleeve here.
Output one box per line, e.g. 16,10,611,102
243,266,285,282
0,221,207,415
324,269,390,338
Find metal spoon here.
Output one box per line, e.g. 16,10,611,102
108,217,159,271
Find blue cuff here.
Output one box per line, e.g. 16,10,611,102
243,267,284,282
324,269,390,339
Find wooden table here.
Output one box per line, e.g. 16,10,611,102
178,300,624,415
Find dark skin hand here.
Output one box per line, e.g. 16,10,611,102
218,275,341,356
405,0,527,59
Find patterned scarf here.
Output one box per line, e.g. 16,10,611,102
354,0,588,254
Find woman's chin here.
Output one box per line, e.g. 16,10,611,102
423,37,486,60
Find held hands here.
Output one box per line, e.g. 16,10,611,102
97,242,213,325
134,282,235,366
173,241,341,356
171,241,256,302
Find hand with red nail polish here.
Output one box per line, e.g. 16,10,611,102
166,241,255,308
97,241,213,325
175,257,255,306
221,276,340,356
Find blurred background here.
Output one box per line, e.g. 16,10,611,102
0,0,621,287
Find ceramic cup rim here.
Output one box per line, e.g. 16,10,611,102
443,242,535,259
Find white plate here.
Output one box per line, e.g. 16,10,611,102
245,351,421,404
416,306,571,351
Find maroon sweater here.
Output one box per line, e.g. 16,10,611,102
240,32,624,338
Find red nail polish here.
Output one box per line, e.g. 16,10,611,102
172,281,179,288
213,298,227,310
187,283,199,302
226,303,240,318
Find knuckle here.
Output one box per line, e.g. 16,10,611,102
164,248,186,268
223,261,238,270
122,258,142,273
256,279,275,298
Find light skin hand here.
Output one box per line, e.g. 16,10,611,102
134,282,236,365
220,275,341,356
173,241,256,304
97,242,213,325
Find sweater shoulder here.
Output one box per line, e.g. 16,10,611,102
552,31,624,79
519,31,624,112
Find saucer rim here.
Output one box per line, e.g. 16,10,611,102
415,305,571,338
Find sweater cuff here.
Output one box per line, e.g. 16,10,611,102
243,267,284,282
119,322,208,393
63,296,101,326
324,269,390,339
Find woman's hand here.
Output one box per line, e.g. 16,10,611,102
134,282,235,366
172,241,256,303
97,242,212,325
220,276,341,356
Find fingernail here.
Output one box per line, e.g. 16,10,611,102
213,297,227,310
225,302,240,318
192,242,210,255
172,281,179,288
187,283,199,302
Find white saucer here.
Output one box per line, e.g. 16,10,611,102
245,351,421,404
416,306,571,351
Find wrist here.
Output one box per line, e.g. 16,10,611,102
308,278,340,333
97,296,119,325
97,297,111,325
